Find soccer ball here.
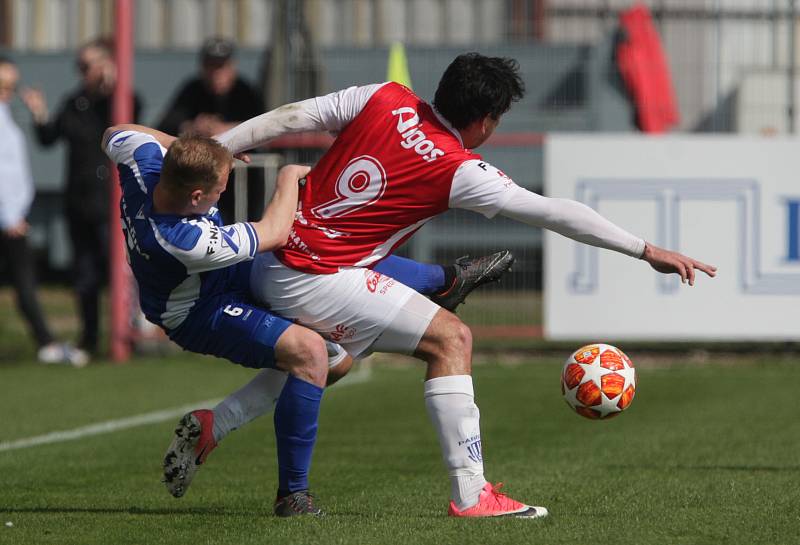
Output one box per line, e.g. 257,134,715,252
561,343,636,420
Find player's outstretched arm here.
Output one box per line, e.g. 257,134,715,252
214,99,326,154
249,164,309,252
216,84,384,154
640,243,717,286
101,123,176,151
498,186,717,285
499,187,646,258
451,161,718,286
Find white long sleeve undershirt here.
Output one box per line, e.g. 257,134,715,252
215,84,386,154
215,98,324,154
499,186,646,258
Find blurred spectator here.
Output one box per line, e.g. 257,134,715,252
157,37,263,136
0,56,87,367
20,38,142,357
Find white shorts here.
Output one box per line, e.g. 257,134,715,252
250,253,441,358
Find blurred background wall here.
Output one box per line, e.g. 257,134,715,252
4,0,798,132
1,0,798,339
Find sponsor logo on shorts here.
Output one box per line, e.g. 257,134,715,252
379,277,395,295
365,271,383,292
330,324,356,342
365,271,396,295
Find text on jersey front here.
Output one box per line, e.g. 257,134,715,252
391,107,444,163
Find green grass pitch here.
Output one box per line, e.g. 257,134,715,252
1,352,799,545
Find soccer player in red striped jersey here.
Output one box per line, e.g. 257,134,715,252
217,53,716,517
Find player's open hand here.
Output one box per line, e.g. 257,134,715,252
641,242,717,286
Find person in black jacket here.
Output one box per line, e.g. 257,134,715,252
20,37,142,357
156,37,263,137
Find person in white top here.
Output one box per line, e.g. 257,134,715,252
0,57,87,367
217,53,717,518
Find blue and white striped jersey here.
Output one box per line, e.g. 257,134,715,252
105,130,259,331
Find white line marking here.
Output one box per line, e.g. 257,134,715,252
0,364,372,453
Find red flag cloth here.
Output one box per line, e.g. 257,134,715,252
616,3,680,133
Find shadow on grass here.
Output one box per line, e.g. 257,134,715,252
0,506,256,516
0,506,449,521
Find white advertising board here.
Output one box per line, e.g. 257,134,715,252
545,135,800,340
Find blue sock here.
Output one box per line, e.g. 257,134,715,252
274,374,324,494
374,255,446,294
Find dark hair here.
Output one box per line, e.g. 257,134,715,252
161,136,233,195
0,55,15,67
433,53,525,129
79,37,114,58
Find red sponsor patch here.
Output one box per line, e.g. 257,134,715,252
329,324,356,342
364,271,396,295
365,271,383,293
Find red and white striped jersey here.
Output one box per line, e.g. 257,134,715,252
219,83,646,266
275,82,515,273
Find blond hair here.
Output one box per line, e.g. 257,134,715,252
160,136,233,195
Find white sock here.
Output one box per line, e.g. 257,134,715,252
424,375,488,511
212,368,288,442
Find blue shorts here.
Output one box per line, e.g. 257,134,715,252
169,293,293,369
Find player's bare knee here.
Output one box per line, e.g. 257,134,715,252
450,320,473,356
275,326,329,387
297,337,329,386
437,318,472,362
416,311,472,371
291,337,329,387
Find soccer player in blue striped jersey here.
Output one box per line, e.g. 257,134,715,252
104,124,337,514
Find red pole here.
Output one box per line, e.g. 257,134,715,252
110,0,133,362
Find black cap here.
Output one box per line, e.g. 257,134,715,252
201,37,235,65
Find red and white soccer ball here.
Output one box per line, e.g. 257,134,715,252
561,343,636,420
